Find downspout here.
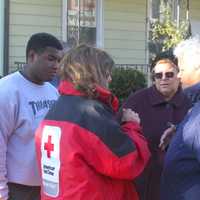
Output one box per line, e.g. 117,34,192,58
145,0,151,86
186,0,189,20
0,0,5,76
78,0,80,44
176,0,180,28
3,0,9,75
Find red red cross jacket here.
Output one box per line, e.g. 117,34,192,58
35,81,151,200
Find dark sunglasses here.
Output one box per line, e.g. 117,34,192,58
154,71,175,79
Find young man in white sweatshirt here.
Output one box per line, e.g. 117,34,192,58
0,32,63,200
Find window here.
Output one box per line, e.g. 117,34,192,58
62,0,103,47
148,0,160,20
151,0,160,19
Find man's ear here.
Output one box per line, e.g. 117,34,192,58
151,73,155,81
151,69,155,82
27,50,36,63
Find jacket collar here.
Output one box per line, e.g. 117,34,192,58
58,80,119,112
149,85,185,107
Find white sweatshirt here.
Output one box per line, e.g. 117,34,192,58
0,72,59,199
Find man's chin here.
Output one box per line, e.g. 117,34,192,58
160,90,171,96
47,75,56,82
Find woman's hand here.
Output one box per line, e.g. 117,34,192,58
121,108,140,124
159,123,176,151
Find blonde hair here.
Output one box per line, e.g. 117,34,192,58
60,44,115,97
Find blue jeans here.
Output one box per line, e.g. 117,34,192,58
8,182,40,200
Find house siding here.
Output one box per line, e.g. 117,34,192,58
190,0,200,36
190,0,200,20
7,0,200,73
9,0,62,72
104,0,147,64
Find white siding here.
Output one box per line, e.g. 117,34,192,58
104,0,147,64
9,0,62,72
8,0,148,71
190,0,200,36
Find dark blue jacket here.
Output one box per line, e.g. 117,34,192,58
184,82,200,106
161,102,200,200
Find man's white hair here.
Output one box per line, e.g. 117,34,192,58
174,36,200,70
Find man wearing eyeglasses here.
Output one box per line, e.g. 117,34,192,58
117,51,191,200
161,37,200,200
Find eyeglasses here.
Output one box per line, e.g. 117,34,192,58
154,72,175,79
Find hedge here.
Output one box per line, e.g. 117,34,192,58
109,67,147,105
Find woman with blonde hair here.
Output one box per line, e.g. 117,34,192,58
35,44,150,200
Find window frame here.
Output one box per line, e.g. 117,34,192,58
62,0,104,48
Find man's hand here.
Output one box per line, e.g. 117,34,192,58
121,108,140,124
159,124,176,151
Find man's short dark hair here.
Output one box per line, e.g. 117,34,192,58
150,49,178,71
26,32,63,60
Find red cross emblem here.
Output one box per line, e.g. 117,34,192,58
44,135,54,158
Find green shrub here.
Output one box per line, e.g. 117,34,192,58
109,67,147,105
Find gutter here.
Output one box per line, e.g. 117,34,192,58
3,0,9,75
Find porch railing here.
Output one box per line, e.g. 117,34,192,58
13,61,151,86
14,62,150,73
115,64,149,74
14,61,25,70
